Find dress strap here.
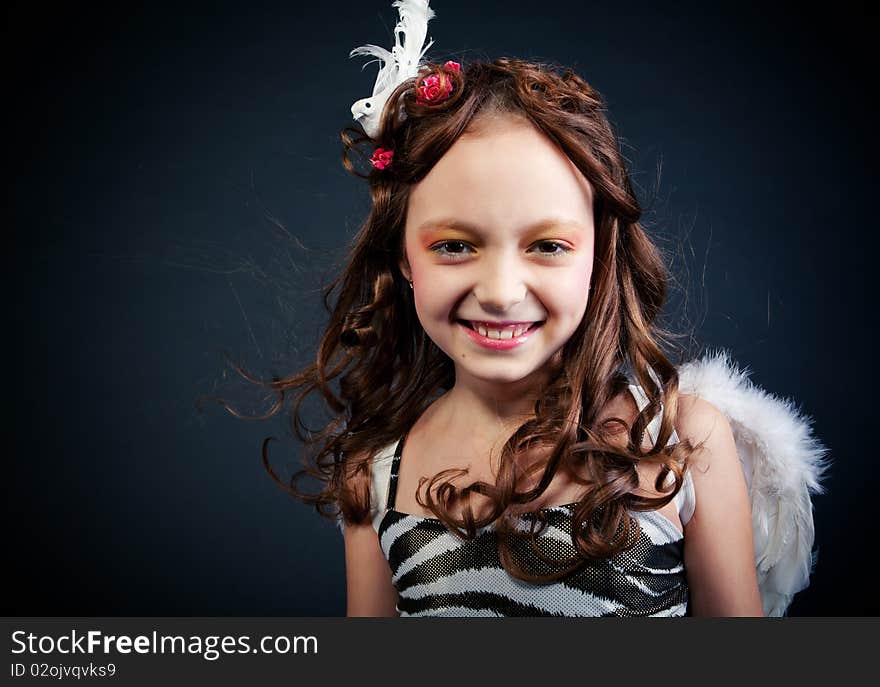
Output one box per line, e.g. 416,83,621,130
673,472,696,526
386,432,407,510
366,440,397,535
627,383,695,526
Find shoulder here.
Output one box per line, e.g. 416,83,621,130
675,394,731,443
674,393,751,529
673,394,739,475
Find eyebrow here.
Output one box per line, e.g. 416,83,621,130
416,217,588,235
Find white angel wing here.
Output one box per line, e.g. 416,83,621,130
349,0,436,139
677,350,829,616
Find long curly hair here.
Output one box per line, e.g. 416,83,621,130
226,57,696,581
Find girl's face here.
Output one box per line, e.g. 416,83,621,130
401,115,595,393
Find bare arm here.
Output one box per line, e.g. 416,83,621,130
677,395,764,617
343,520,400,617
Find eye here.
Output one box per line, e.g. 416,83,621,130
429,240,474,259
530,240,572,257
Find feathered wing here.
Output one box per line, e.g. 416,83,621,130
676,350,829,616
391,0,435,76
349,44,396,96
349,0,437,139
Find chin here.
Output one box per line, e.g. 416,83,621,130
454,359,548,385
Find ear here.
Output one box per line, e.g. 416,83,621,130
398,250,412,282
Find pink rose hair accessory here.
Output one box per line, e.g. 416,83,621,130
415,61,461,105
370,147,394,171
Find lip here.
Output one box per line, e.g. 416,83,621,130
456,320,544,350
465,320,538,328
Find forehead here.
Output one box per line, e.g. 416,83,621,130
406,116,594,235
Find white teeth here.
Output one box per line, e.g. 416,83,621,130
473,323,532,339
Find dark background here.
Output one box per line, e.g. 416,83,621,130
7,0,874,615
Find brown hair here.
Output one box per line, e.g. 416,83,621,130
224,58,695,581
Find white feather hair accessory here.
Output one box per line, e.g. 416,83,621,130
349,0,437,139
677,350,829,616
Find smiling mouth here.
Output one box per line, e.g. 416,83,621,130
456,320,545,338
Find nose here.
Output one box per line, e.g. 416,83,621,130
472,251,528,314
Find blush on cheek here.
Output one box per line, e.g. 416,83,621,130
560,271,590,297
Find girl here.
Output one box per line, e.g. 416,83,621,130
231,0,824,617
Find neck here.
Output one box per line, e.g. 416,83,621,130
448,379,539,422
438,364,558,443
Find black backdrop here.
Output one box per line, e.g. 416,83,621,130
8,0,875,615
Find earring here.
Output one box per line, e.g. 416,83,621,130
408,280,413,289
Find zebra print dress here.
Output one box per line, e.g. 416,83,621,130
376,431,691,617
357,384,694,617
